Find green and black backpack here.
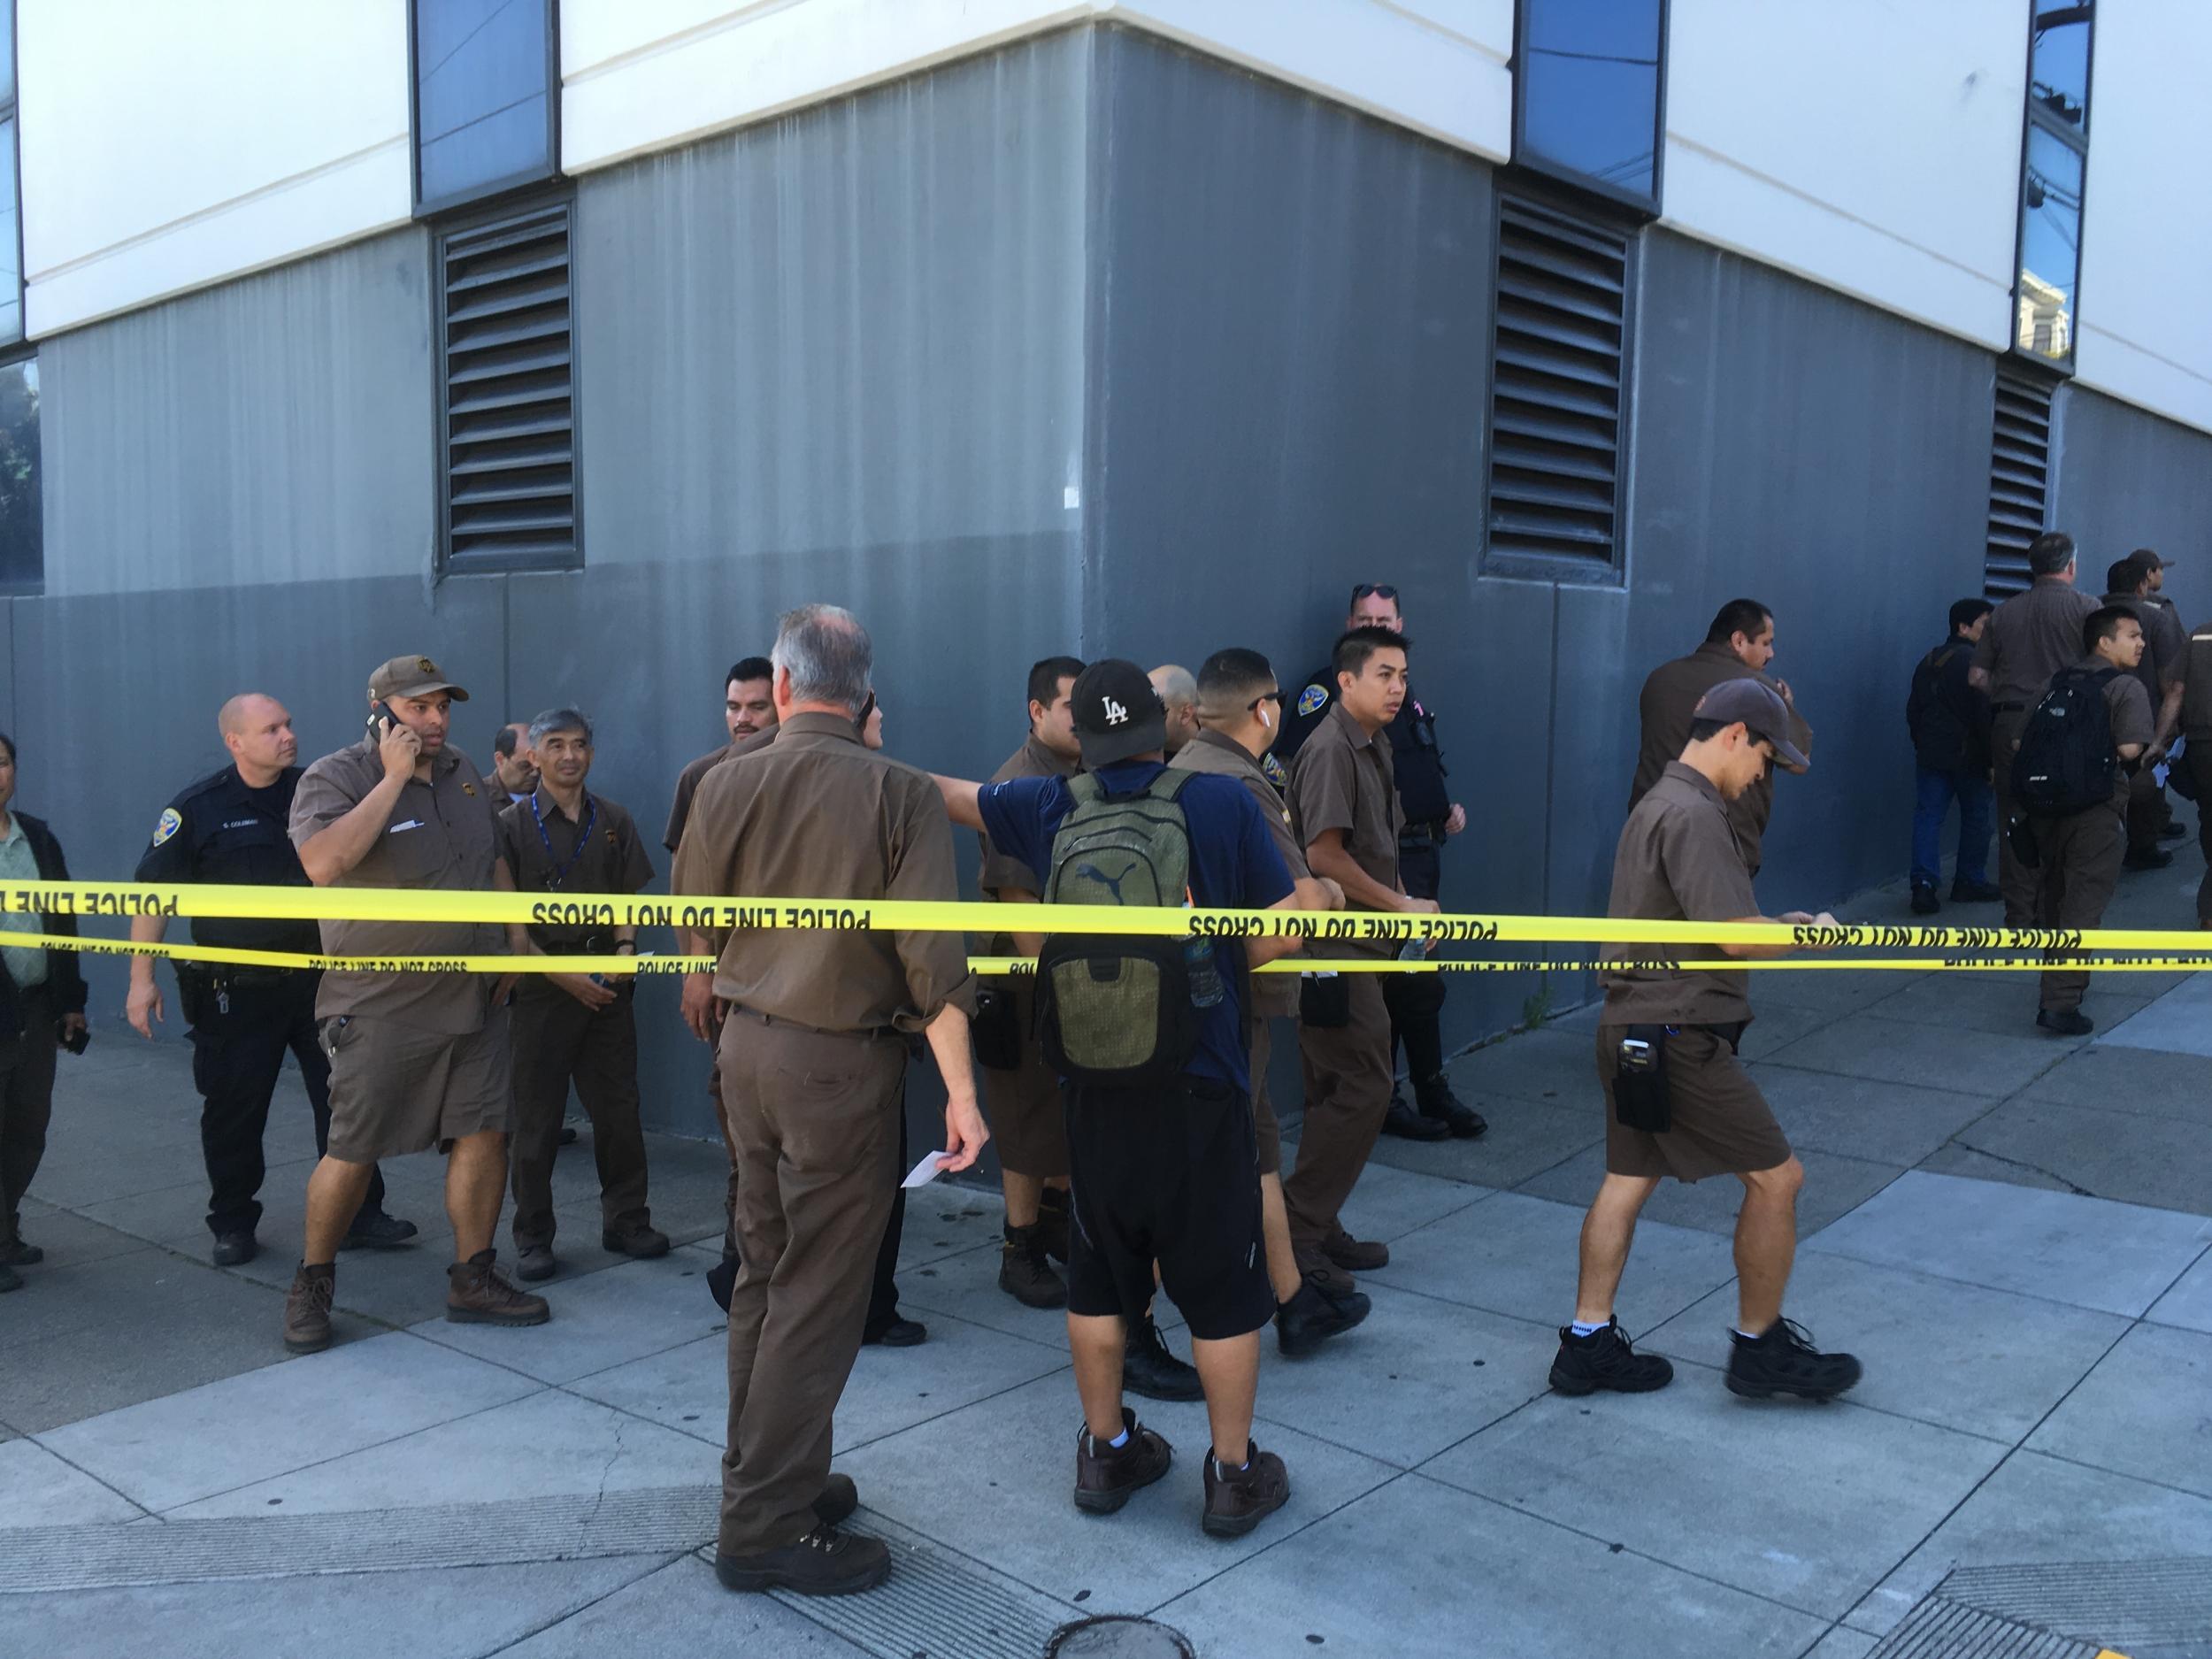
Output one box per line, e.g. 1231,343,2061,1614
1035,771,1203,1086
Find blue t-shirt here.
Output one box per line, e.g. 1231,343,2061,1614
976,759,1294,1092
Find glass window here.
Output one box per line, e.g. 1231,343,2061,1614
2030,3,2091,133
1516,0,1665,207
411,0,557,213
2016,126,2080,362
0,117,18,346
0,356,39,590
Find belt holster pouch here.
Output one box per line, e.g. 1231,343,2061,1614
175,968,213,1028
2007,813,2041,871
1300,972,1352,1030
971,983,1023,1071
1611,1023,1672,1133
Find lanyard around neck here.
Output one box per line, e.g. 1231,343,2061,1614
527,790,597,889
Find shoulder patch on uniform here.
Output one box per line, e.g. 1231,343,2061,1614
1263,752,1288,787
1296,684,1328,718
151,808,182,848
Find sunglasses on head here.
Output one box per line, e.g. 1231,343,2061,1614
1351,584,1399,603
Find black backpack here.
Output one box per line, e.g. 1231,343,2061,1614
1033,771,1204,1087
1906,643,1971,772
2010,666,2119,818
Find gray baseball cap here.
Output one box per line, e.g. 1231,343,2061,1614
1694,678,1808,771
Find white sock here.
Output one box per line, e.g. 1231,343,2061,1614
1733,1326,1766,1342
1107,1426,1129,1448
1569,1318,1609,1338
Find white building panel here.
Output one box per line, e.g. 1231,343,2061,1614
559,0,1510,176
19,0,411,338
2071,1,2212,434
1660,0,2025,352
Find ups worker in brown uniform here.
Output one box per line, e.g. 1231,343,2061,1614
2101,555,2185,871
1284,626,1431,1289
673,605,985,1599
1184,648,1367,1356
1630,598,1812,878
281,655,549,1353
1971,531,2098,922
495,707,668,1281
2025,608,2155,1036
2130,548,2191,842
1555,678,1862,1404
977,656,1082,1311
2183,618,2212,923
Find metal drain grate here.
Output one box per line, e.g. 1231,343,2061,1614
1942,1557,2212,1652
772,1537,1060,1659
1870,1600,2101,1658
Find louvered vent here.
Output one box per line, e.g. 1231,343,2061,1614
1486,196,1630,572
1985,371,2052,600
436,203,576,569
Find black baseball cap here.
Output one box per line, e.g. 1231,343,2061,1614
1694,679,1809,771
1070,658,1167,766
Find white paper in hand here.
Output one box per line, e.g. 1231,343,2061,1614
902,1151,952,1190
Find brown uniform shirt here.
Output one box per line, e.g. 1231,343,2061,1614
495,790,656,948
1600,761,1757,1027
671,711,974,1034
2183,622,2212,740
1289,701,1400,957
288,739,502,1033
1178,726,1309,1015
979,734,1077,899
1975,578,2100,709
1629,641,1812,876
2043,654,2155,815
664,727,778,855
2102,592,2187,710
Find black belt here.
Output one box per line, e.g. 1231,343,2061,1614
1399,824,1447,848
178,963,311,987
1992,702,2027,713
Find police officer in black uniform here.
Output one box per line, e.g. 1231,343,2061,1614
126,694,418,1266
1276,584,1486,1141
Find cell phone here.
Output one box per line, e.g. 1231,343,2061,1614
58,1020,89,1056
367,700,399,741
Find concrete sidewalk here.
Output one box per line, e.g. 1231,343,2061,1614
4,863,2212,1658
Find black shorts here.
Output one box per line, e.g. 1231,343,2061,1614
1063,1072,1274,1341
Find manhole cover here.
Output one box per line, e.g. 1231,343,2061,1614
1047,1616,1196,1657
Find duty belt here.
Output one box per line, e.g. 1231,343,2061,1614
1399,823,1448,848
1991,701,2027,714
176,962,310,988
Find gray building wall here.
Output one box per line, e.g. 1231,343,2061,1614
2053,386,2212,621
12,22,2204,1151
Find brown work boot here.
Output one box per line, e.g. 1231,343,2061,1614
446,1249,550,1326
1202,1440,1291,1537
1292,1242,1356,1298
1073,1406,1174,1514
284,1262,336,1353
715,1523,890,1596
1322,1227,1388,1273
999,1222,1066,1309
602,1219,672,1259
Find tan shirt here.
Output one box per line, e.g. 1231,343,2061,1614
979,734,1077,898
1178,726,1308,1016
495,790,656,948
664,727,777,855
288,740,501,1033
671,711,974,1034
1289,701,1400,957
1975,577,2100,709
1629,641,1812,877
1601,761,1756,1027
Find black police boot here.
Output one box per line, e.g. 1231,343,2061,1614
1909,880,1939,915
1380,1082,1448,1141
1276,1273,1371,1358
1415,1073,1487,1139
1123,1313,1204,1402
1036,1185,1071,1265
211,1231,258,1268
1724,1318,1862,1402
342,1209,420,1251
2124,846,2176,871
1548,1317,1674,1395
2037,1007,2094,1037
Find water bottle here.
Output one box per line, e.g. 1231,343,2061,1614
1183,937,1224,1009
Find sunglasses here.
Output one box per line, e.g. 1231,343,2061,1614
1248,688,1286,713
1350,583,1399,603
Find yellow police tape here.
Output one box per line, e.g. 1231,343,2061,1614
11,879,2212,957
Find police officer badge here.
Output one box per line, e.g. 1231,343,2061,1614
151,808,183,848
1296,684,1328,718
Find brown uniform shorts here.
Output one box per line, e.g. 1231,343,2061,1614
979,978,1070,1179
1596,1023,1790,1183
324,1004,513,1163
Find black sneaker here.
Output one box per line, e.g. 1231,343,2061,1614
863,1315,927,1348
715,1523,890,1595
1549,1317,1674,1395
341,1209,419,1251
1948,878,2001,902
1123,1314,1204,1402
1381,1087,1449,1141
1909,881,1939,915
2124,847,2176,872
998,1223,1066,1309
0,1237,42,1267
1724,1318,1863,1402
211,1231,258,1268
1074,1406,1173,1514
2037,1008,2094,1037
1276,1275,1371,1358
1414,1074,1487,1139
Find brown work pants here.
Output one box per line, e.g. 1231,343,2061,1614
979,979,1070,1179
1993,710,2035,926
1284,973,1393,1252
2125,767,2167,859
717,1012,904,1558
508,979,651,1251
2034,804,2125,1012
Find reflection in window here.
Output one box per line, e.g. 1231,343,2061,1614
2030,3,2091,132
411,0,557,213
0,357,39,590
2014,2,2092,366
1516,0,1665,207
